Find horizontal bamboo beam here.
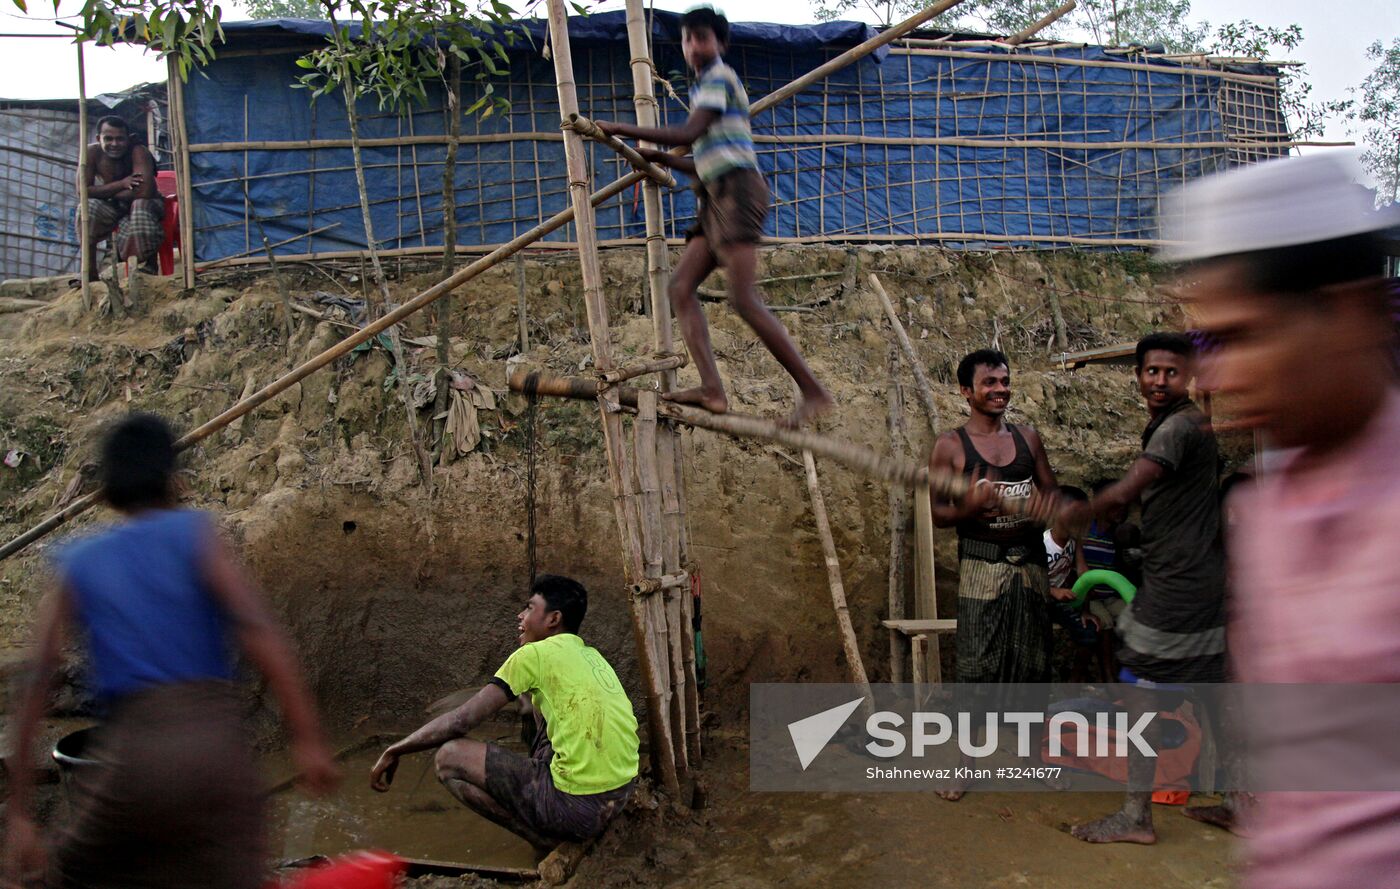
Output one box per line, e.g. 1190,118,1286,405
189,132,566,153
567,114,675,188
631,571,689,595
200,229,1181,270
508,369,933,490
191,130,1330,158
600,353,688,385
889,45,1283,83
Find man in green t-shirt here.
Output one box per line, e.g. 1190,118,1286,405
370,575,638,849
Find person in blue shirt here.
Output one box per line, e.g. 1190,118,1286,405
595,5,833,428
3,413,339,888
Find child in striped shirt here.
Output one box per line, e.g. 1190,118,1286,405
596,5,832,428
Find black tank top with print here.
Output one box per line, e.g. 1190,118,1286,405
954,423,1039,546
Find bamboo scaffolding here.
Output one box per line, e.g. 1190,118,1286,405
76,41,90,311
545,0,680,799
801,447,873,715
2,0,1036,564
868,274,940,436
566,114,675,188
1003,0,1076,46
625,0,699,768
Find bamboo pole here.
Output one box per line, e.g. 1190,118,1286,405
801,447,873,717
868,274,940,436
76,41,91,311
889,45,1284,84
507,370,938,491
599,353,687,384
515,254,529,353
187,132,565,153
635,392,687,778
184,130,1340,153
1003,0,1076,46
755,0,972,113
625,0,698,769
545,0,678,798
201,229,1182,269
566,114,676,188
168,58,196,290
1,0,966,564
885,346,909,684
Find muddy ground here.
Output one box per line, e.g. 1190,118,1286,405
0,245,1245,885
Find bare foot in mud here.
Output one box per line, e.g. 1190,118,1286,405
780,386,834,429
1067,812,1156,844
662,386,729,414
936,787,967,802
1183,803,1248,836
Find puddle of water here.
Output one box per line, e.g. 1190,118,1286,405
267,739,536,870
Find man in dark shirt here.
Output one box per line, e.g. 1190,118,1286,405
1063,331,1227,844
928,349,1061,799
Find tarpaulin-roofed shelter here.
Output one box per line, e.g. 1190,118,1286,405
174,11,1301,276
0,83,168,280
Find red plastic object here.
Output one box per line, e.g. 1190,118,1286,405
155,170,179,276
268,851,408,889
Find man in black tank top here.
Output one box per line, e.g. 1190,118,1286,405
928,350,1061,798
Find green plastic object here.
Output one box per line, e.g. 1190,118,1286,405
1069,569,1136,607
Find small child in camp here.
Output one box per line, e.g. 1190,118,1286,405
1045,486,1105,681
595,4,833,428
3,413,339,888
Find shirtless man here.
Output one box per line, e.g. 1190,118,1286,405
83,116,164,279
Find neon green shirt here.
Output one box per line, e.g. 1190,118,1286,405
493,633,639,795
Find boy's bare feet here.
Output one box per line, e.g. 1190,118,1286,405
662,386,729,415
1067,812,1156,844
780,386,834,429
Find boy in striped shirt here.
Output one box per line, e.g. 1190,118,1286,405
597,5,832,428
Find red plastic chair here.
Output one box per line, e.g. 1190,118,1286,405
155,170,179,276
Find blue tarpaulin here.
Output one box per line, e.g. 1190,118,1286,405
183,11,1287,262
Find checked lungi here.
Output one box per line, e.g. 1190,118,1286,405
88,196,165,263
954,537,1054,684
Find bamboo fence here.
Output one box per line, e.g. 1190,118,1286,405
168,9,1313,273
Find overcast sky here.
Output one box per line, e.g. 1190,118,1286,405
2,0,1395,146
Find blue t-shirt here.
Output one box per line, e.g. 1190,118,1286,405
54,509,236,704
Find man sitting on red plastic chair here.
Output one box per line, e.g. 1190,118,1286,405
83,115,165,280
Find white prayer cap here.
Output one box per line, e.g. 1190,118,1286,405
1158,151,1400,263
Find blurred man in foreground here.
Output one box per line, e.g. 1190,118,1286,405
1165,152,1400,888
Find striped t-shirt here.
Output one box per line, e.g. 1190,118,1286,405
690,59,759,183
